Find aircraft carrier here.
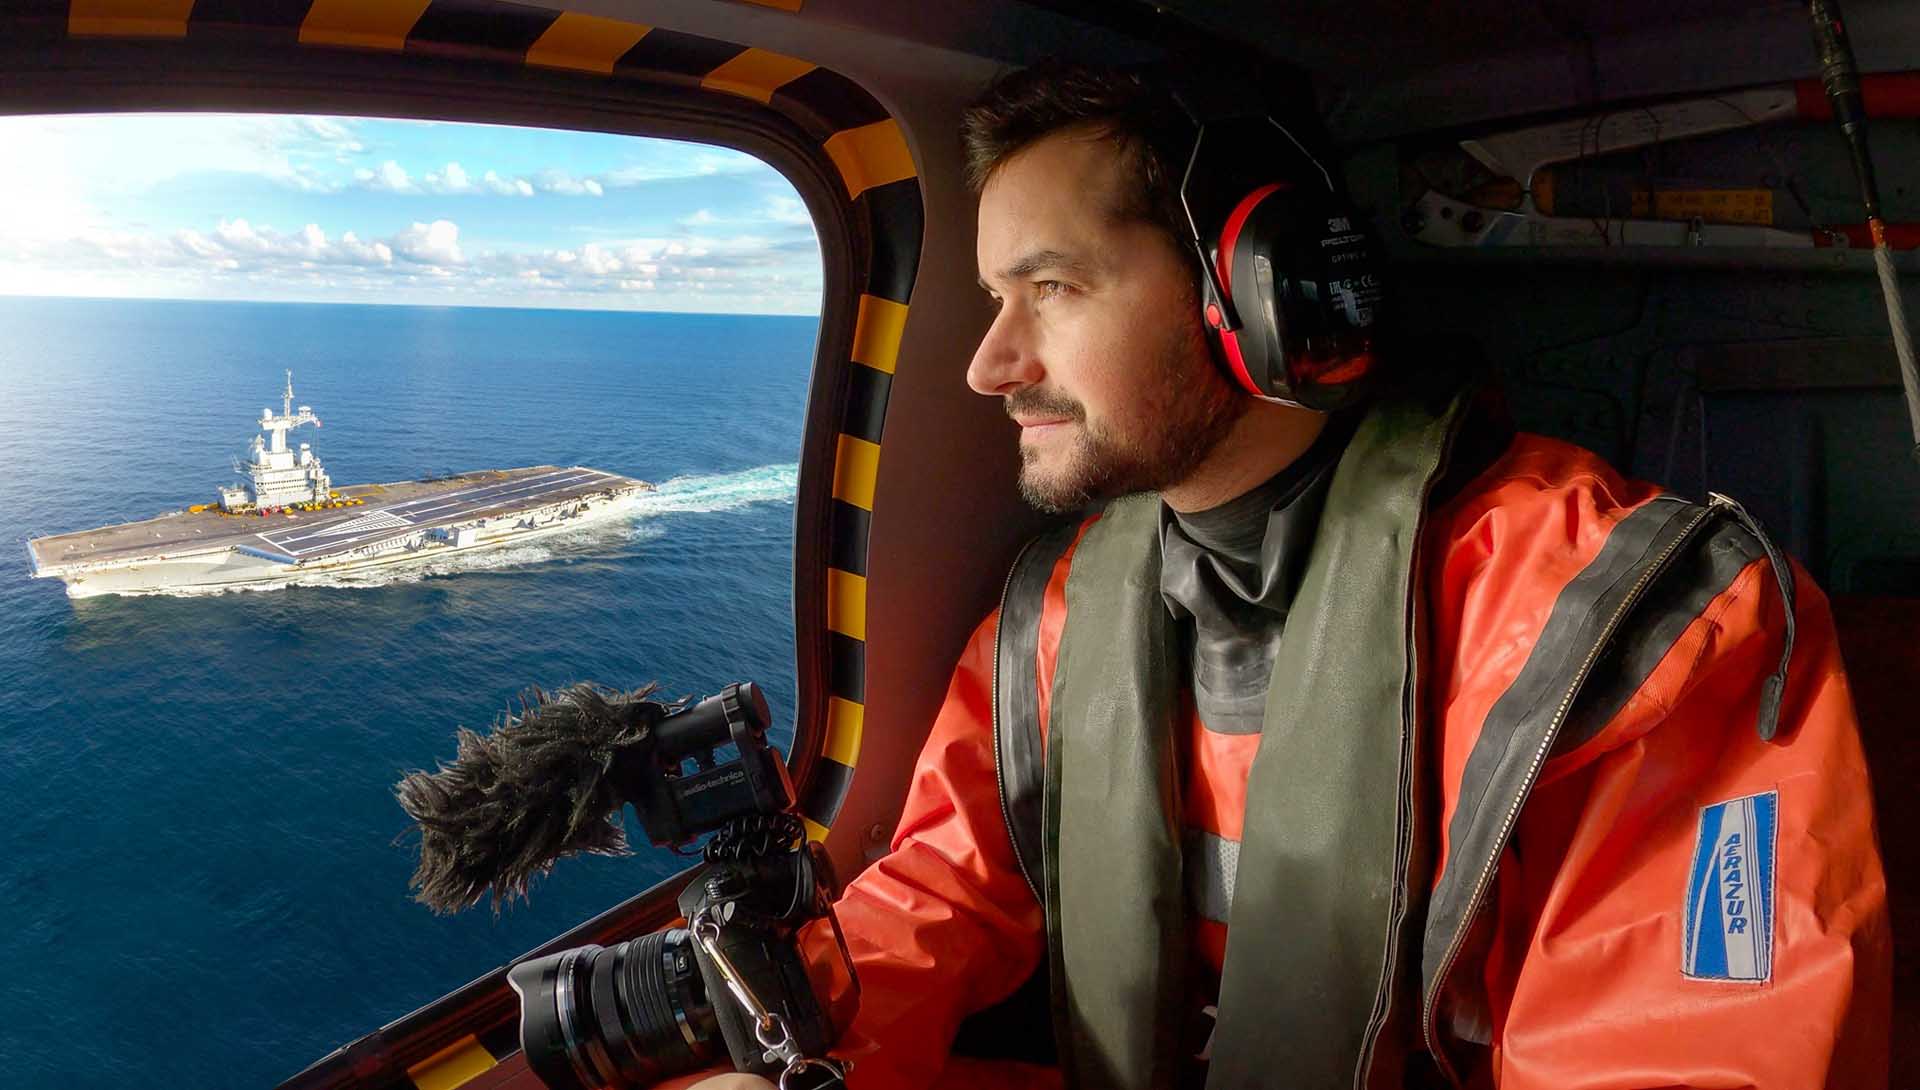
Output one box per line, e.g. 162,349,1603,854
27,373,653,598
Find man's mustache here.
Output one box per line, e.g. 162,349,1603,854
1005,388,1085,423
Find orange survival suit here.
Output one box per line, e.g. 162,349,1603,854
800,388,1891,1089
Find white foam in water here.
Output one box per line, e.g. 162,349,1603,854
629,463,799,518
125,464,799,596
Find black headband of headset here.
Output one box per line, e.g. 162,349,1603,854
1142,64,1345,336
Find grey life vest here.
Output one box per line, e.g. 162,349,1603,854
996,392,1467,1090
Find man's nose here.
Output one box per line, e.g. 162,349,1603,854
966,303,1042,397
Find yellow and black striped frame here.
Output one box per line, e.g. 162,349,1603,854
0,3,920,1086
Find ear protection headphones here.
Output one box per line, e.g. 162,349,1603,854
1168,101,1387,412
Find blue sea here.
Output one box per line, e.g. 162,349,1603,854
0,297,816,1089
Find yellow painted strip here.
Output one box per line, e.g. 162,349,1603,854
69,0,195,38
802,816,830,843
702,48,817,104
851,294,909,374
832,434,880,511
299,0,431,51
406,1035,495,1090
823,119,915,200
525,12,651,75
827,567,868,641
823,696,865,768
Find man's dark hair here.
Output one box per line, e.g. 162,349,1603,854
960,59,1195,250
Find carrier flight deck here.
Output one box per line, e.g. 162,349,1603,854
27,375,653,598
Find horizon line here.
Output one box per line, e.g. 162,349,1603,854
0,290,823,319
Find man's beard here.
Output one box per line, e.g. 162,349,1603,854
1008,317,1247,514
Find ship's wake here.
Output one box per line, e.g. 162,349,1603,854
626,462,799,520
115,464,799,597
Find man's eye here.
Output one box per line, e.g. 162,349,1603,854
1035,280,1066,300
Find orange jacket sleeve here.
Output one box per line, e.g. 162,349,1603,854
1481,557,1892,1089
804,613,1058,1090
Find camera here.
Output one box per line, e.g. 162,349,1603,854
402,681,852,1089
508,830,841,1089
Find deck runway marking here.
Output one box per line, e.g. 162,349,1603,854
387,471,588,511
385,471,609,522
245,469,628,560
291,509,414,541
261,509,417,558
374,467,608,517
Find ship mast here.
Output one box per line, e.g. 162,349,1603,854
261,369,322,456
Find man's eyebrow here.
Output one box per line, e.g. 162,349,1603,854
977,248,1088,291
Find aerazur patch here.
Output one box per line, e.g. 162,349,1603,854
1683,790,1778,983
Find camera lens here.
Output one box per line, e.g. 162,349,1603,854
508,929,720,1090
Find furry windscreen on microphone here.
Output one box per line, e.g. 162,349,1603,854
396,682,666,915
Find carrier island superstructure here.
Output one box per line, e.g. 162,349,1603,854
27,373,653,598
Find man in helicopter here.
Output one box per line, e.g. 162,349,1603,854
690,59,1890,1090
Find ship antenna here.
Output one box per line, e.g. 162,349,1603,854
283,369,294,420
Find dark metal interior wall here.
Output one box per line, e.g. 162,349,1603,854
1129,0,1920,142
1345,100,1920,594
1391,261,1920,593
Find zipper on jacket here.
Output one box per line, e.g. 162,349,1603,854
1353,405,1468,1089
1419,502,1718,1085
992,537,1044,905
1351,532,1426,1090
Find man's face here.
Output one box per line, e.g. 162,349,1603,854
969,127,1245,513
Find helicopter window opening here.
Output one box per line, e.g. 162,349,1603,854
0,111,823,1090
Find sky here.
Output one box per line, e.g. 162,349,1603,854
0,113,822,315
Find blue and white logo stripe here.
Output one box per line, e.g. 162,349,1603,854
1683,790,1777,982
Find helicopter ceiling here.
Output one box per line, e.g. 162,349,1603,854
797,0,1919,141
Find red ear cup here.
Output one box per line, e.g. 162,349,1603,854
1200,183,1384,411
1208,184,1284,398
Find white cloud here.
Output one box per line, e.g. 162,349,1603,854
600,147,769,189
337,230,394,266
5,207,817,312
355,160,416,193
173,230,222,259
0,115,383,212
298,223,327,257
331,146,759,202
762,195,813,227
578,243,621,276
294,117,365,155
482,170,534,197
424,162,472,193
354,160,563,198
11,216,431,278
535,170,605,197
0,114,823,311
392,220,463,265
214,218,274,255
